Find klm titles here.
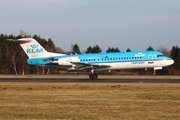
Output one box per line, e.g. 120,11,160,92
26,44,43,53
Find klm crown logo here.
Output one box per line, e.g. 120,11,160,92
31,44,39,49
26,44,43,53
135,52,145,57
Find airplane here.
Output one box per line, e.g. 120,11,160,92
8,38,174,79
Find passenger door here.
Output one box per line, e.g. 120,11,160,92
148,55,154,64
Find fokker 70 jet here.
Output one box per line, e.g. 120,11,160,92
8,38,174,79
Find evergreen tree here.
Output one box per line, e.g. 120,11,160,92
147,46,154,51
86,46,93,53
92,45,102,53
115,47,120,52
106,47,111,53
47,38,55,52
106,47,120,53
86,45,102,53
126,48,131,52
171,46,180,70
72,44,81,54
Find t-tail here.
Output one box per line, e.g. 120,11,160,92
8,38,65,58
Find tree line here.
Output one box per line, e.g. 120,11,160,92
0,34,179,75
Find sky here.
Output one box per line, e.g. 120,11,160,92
0,0,180,52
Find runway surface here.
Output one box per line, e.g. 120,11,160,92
0,78,180,83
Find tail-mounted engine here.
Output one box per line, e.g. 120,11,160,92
52,56,80,66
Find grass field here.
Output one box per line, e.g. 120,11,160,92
0,82,180,120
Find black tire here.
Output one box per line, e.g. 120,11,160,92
94,73,98,79
89,74,98,79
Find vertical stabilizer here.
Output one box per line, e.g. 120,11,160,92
14,38,62,58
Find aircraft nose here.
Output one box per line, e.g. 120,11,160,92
170,59,174,65
171,59,174,65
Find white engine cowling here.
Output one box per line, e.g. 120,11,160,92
52,56,80,65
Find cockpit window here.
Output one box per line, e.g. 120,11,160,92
157,54,165,57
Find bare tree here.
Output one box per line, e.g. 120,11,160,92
157,46,171,57
20,30,27,38
12,52,17,75
56,47,65,53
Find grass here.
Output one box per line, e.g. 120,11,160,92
0,82,180,120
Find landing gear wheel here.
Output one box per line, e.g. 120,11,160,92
89,73,98,79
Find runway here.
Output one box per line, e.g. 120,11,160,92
0,78,180,83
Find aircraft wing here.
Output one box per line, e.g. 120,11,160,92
71,62,111,71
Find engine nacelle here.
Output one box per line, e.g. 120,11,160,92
52,56,80,65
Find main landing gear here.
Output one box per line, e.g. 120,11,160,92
89,73,98,79
89,69,98,79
